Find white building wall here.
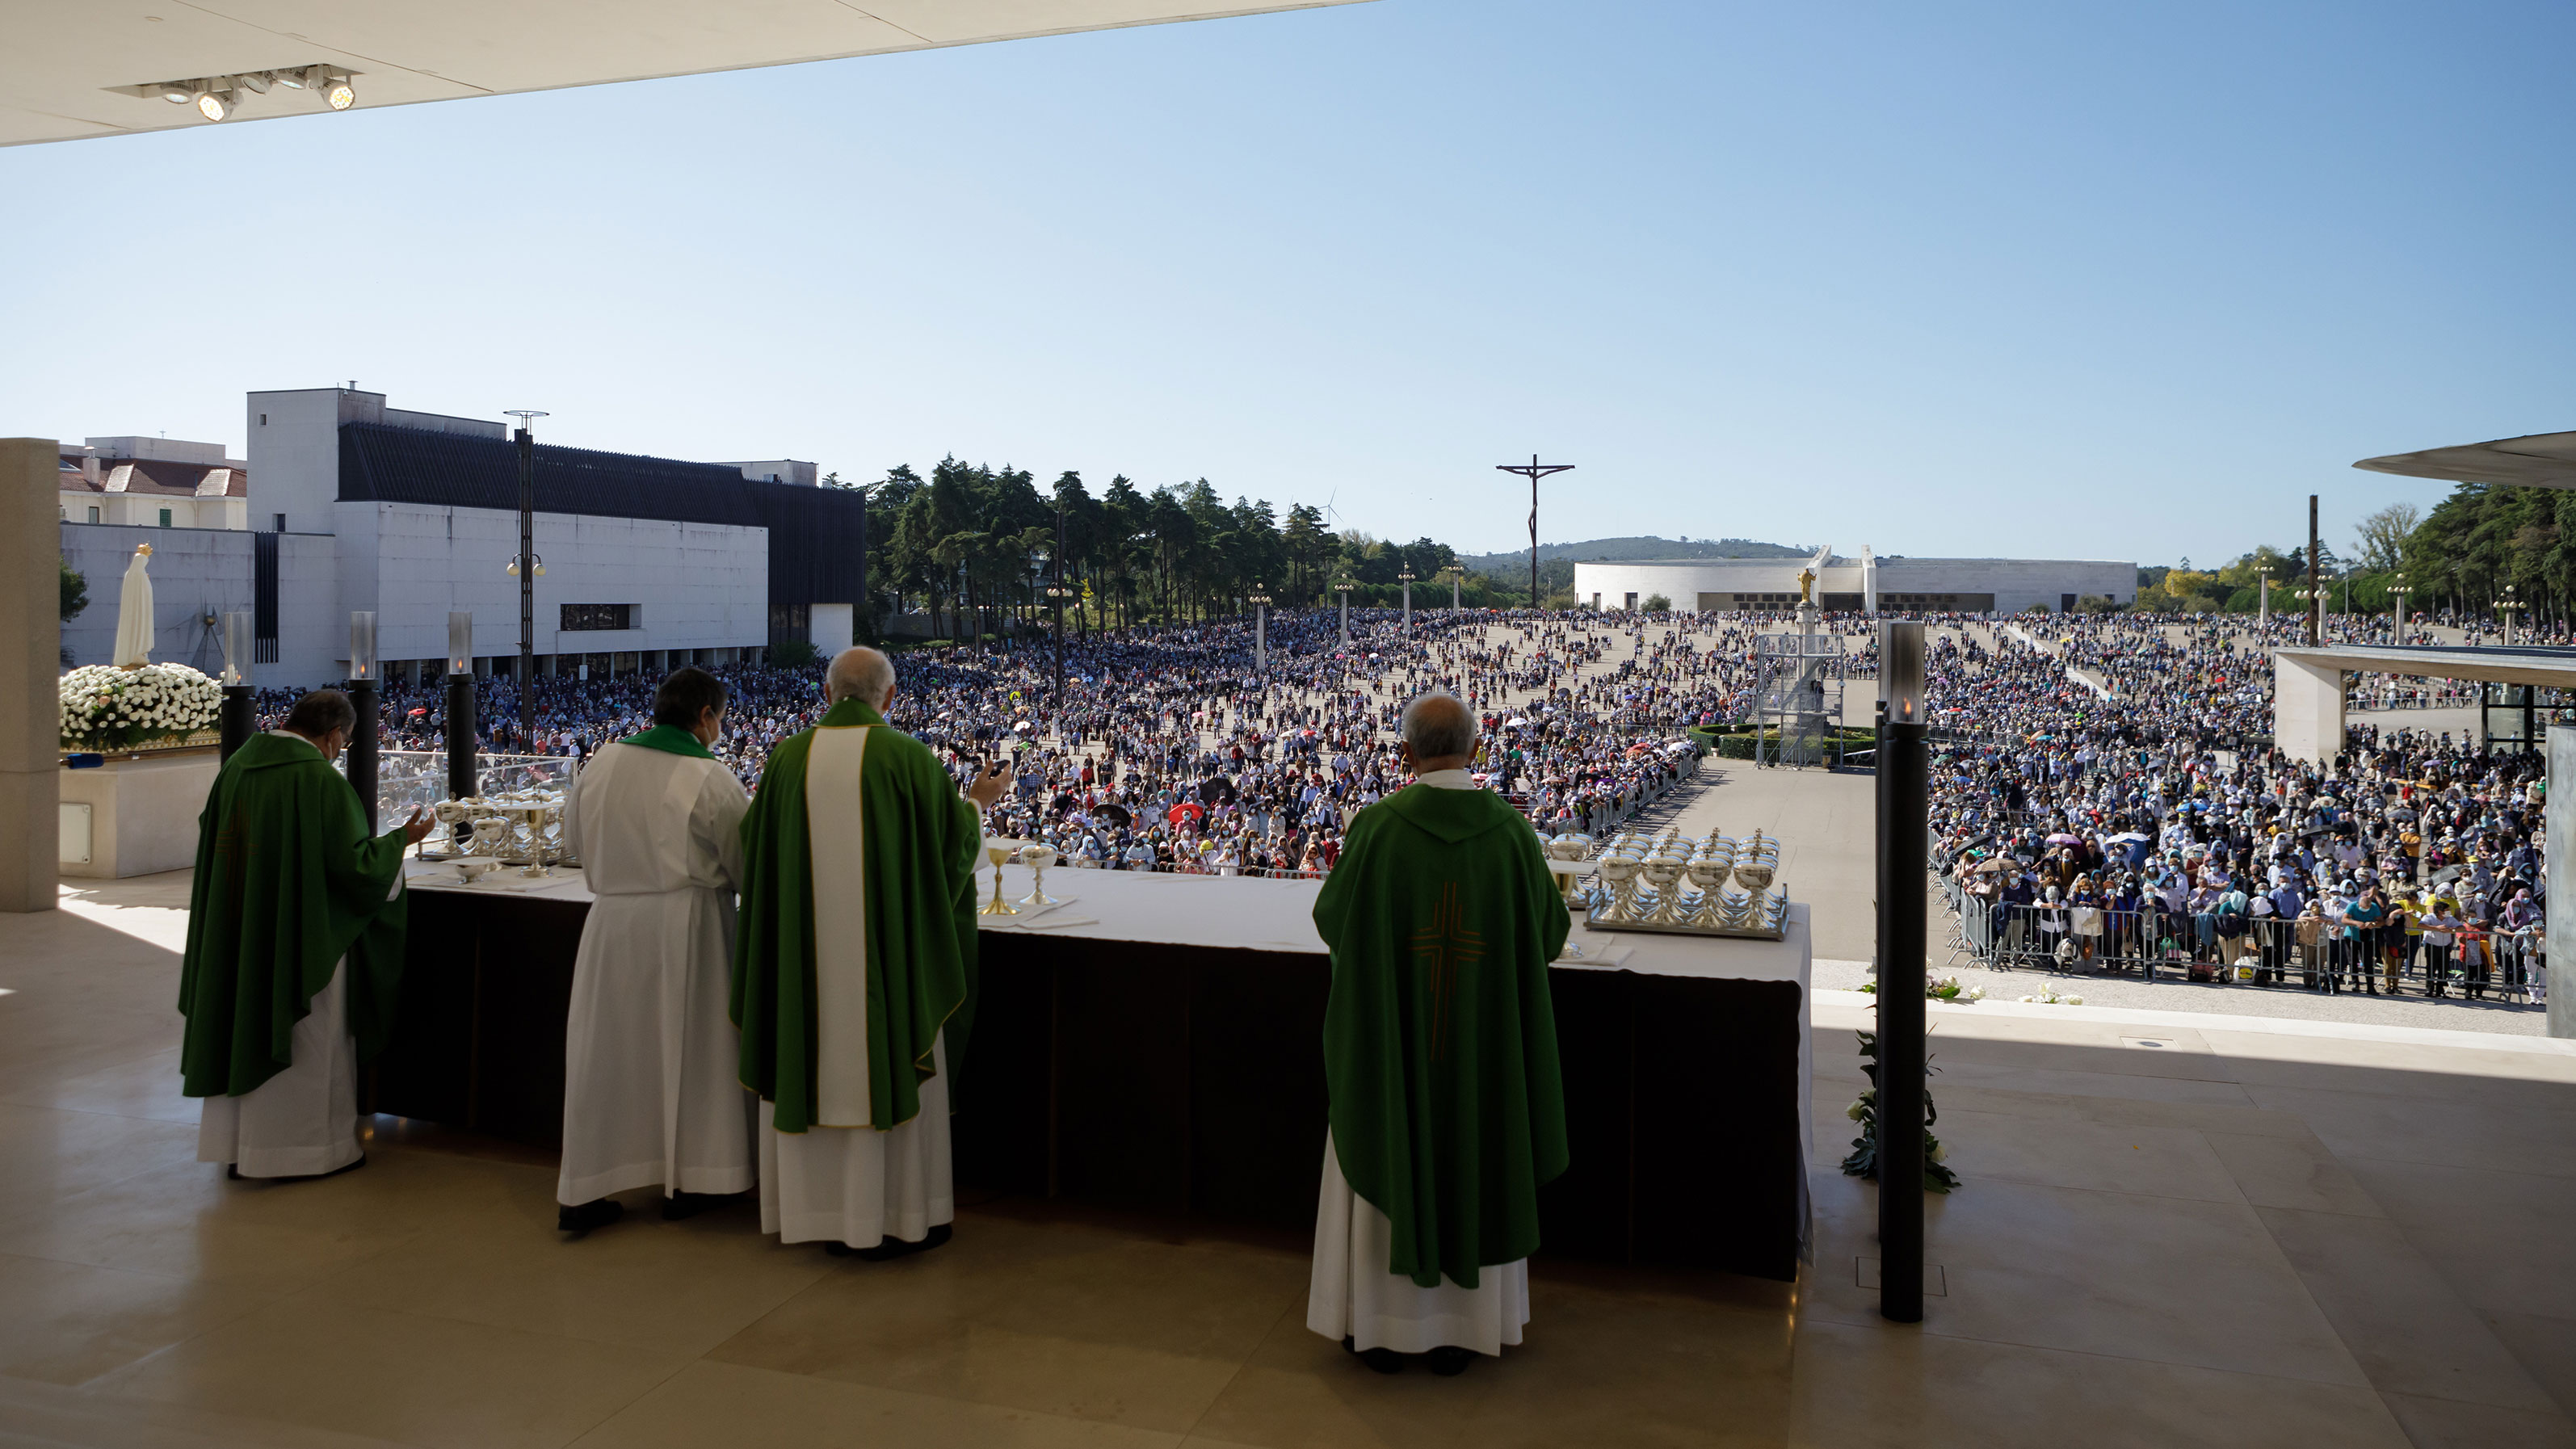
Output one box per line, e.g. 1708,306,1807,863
247,386,383,536
1570,556,2134,614
336,502,766,679
58,523,334,682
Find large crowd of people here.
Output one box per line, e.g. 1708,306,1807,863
257,600,2552,1010
264,607,1805,879
1924,615,2548,1006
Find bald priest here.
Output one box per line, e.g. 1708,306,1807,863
733,647,1009,1256
1307,691,1570,1376
181,689,432,1180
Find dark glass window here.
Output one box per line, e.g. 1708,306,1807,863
560,603,633,632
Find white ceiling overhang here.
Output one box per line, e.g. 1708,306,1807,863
1,0,1366,148
2351,431,2576,491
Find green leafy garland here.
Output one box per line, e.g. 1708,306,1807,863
1840,1029,1960,1194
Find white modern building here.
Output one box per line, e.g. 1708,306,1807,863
58,385,864,686
1570,546,2134,615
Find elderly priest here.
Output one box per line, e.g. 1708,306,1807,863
1307,691,1568,1376
182,689,431,1180
733,647,1008,1257
556,666,754,1234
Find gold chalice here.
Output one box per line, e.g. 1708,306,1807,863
980,839,1026,915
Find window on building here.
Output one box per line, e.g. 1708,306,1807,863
273,513,285,533
87,506,99,523
560,603,634,632
158,508,172,527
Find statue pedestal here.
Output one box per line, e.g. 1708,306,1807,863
57,750,218,879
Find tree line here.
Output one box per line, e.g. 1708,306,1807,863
842,459,1537,641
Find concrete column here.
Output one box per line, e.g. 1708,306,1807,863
2272,653,2345,766
2,439,61,911
2551,727,2576,1039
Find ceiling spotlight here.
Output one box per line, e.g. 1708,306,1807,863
236,70,270,94
160,83,191,103
275,66,309,89
324,78,356,110
195,89,229,121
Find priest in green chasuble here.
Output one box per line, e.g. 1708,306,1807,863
1307,691,1569,1376
183,690,432,1179
733,647,1009,1257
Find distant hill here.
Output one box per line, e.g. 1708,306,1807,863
1460,536,1809,572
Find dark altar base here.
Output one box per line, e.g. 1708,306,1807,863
368,891,1811,1283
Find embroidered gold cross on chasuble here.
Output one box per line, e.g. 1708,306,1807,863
1412,880,1486,1062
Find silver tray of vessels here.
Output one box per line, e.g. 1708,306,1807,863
1570,825,1790,941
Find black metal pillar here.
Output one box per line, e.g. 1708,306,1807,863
1876,619,1927,1323
2318,496,2339,648
857,485,872,644
516,426,537,749
218,686,254,762
347,678,379,831
445,671,478,816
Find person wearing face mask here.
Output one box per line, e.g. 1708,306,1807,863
555,666,756,1234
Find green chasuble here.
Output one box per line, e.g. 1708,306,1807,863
178,732,413,1098
1313,783,1570,1289
733,698,984,1132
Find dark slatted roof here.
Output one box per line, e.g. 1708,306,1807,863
338,422,862,605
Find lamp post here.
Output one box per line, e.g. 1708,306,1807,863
1336,578,1355,648
1494,455,1574,611
1249,583,1272,672
1045,563,1073,706
347,611,379,830
2499,584,2523,647
444,611,477,834
218,610,254,762
1444,564,1464,612
2388,576,2413,643
1874,619,1928,1324
1398,568,1416,632
503,410,548,750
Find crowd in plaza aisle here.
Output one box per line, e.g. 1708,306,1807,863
257,607,1821,878
1924,614,2548,1007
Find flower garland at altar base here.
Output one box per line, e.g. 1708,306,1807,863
59,663,222,755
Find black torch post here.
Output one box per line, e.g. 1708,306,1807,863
347,612,379,831
1875,619,1928,1323
218,610,255,762
444,611,477,845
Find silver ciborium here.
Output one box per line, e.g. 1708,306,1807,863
1015,842,1063,909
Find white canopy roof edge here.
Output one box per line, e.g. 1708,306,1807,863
2353,431,2576,489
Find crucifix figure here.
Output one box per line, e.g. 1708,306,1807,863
1411,880,1486,1063
1796,567,1817,604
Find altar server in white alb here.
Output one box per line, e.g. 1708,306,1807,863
732,648,1008,1257
556,666,755,1233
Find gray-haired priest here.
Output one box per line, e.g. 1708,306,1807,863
730,647,1009,1257
181,689,432,1180
1307,691,1569,1376
555,666,755,1234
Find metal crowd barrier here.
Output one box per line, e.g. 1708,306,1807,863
1935,891,2543,1002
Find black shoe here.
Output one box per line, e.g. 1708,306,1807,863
1357,1347,1406,1375
661,1191,738,1221
827,1223,953,1260
225,1165,241,1181
558,1199,624,1235
1427,1346,1476,1377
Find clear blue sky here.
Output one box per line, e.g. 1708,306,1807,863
6,0,2571,568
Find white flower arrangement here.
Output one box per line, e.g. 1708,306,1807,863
59,663,222,753
2017,986,2085,1006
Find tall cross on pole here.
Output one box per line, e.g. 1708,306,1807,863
1495,455,1574,611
